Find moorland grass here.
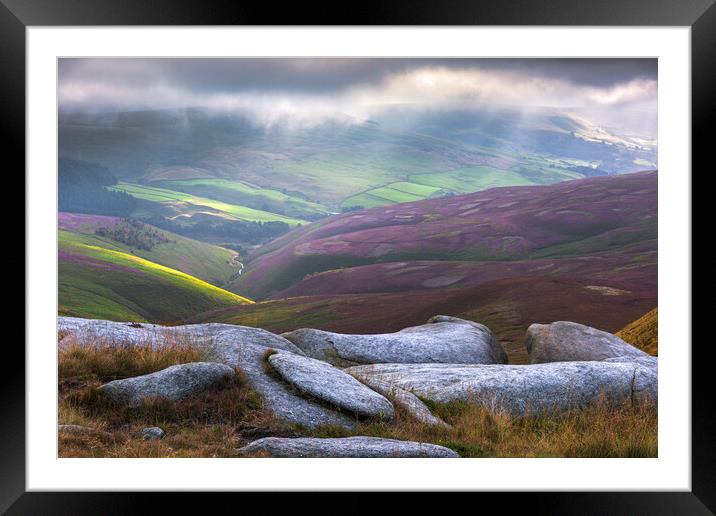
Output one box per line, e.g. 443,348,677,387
59,340,203,385
339,398,658,458
58,343,294,458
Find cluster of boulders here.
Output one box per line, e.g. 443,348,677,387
57,315,656,458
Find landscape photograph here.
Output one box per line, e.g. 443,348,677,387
56,57,658,458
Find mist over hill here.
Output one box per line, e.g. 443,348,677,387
59,105,656,246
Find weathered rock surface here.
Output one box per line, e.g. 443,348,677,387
140,427,166,440
604,355,658,404
237,436,460,458
525,321,648,364
349,374,449,427
268,352,394,420
58,316,303,355
427,315,508,363
346,360,657,416
100,362,235,407
205,340,356,429
281,317,507,367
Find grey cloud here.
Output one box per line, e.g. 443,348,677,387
59,57,656,100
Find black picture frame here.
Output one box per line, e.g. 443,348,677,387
4,0,708,512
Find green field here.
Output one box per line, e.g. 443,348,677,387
59,230,253,322
154,178,330,220
340,166,534,209
111,183,305,225
410,166,537,192
59,224,238,287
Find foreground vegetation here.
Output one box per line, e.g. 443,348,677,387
59,343,657,458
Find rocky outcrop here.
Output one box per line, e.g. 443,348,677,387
58,316,303,355
237,436,460,458
60,316,655,433
345,360,657,416
348,375,449,427
267,352,394,420
281,317,507,367
205,340,356,429
525,321,648,364
100,362,235,407
58,316,353,430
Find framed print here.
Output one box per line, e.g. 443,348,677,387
5,0,710,512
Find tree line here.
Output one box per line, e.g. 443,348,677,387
145,215,291,244
95,219,173,251
58,158,137,216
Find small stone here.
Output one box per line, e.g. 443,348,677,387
139,427,166,440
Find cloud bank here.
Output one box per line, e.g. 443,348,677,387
58,58,657,132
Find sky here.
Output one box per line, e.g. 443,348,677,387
58,58,657,133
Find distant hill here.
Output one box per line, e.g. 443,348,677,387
372,105,656,174
616,308,658,356
58,213,252,322
58,107,655,244
232,171,657,300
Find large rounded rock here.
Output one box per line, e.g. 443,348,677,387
237,436,459,458
525,321,648,364
345,360,657,416
205,340,356,429
427,315,508,363
58,316,303,355
100,362,235,407
281,316,506,367
267,352,394,420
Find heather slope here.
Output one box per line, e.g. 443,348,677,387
233,171,656,299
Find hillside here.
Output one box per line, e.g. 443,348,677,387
58,213,252,322
373,105,657,174
616,308,658,356
59,213,239,286
58,107,654,243
232,171,657,300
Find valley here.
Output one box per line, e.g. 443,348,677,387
57,107,657,363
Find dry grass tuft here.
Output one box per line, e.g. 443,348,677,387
59,339,203,385
337,396,658,458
